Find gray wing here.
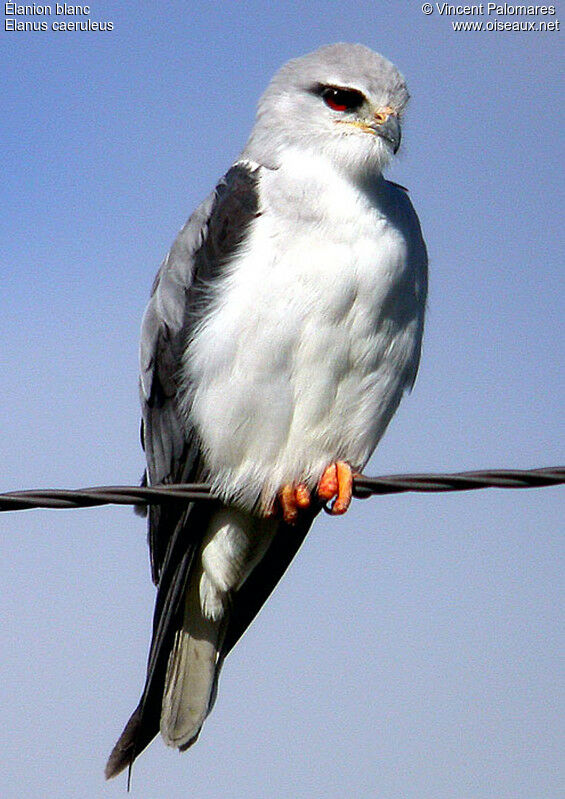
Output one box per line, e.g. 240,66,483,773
139,162,261,584
105,162,264,780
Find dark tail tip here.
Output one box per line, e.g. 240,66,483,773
104,707,142,781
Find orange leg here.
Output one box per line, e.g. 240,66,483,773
317,461,354,515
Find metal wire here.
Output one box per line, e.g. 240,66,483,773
0,467,563,512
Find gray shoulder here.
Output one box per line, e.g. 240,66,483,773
140,162,262,402
139,192,214,402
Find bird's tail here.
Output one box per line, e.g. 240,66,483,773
105,504,206,782
104,568,224,781
105,507,282,782
160,572,225,750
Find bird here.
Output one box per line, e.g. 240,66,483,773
105,42,427,781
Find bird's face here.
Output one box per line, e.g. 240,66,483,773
244,44,409,179
307,81,402,157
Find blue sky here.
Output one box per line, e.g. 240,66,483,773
1,2,563,797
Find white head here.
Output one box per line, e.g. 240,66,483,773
243,43,409,178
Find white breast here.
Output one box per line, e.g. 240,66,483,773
182,152,423,510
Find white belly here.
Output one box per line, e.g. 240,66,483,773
181,163,421,510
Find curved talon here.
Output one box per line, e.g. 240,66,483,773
321,500,334,515
317,461,353,515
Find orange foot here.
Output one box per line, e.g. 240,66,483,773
278,482,311,525
271,462,355,524
317,461,354,515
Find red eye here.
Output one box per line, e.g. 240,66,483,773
321,87,364,112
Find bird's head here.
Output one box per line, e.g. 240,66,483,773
243,43,409,179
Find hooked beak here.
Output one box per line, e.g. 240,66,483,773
372,109,401,154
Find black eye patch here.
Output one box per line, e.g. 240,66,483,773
316,85,366,112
